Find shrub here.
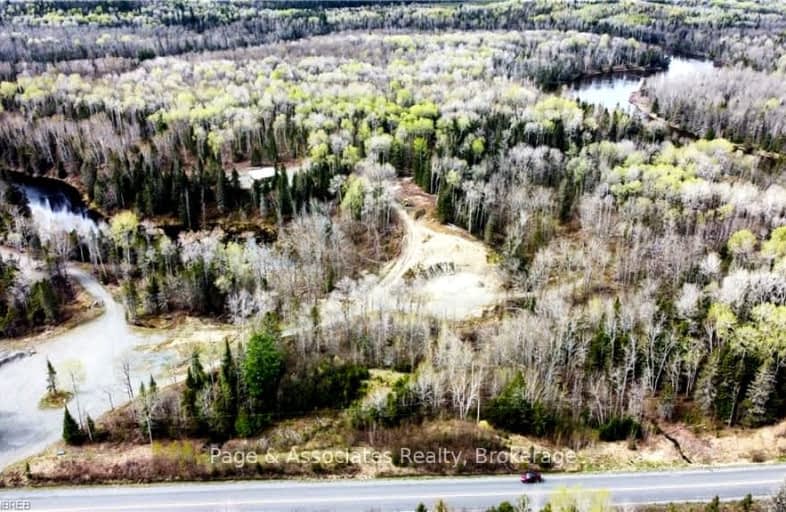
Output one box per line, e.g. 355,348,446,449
62,407,85,445
279,362,369,415
485,374,560,437
598,416,642,442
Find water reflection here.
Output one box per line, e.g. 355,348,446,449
566,57,715,113
0,181,175,470
22,183,102,244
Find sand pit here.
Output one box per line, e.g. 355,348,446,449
371,179,504,320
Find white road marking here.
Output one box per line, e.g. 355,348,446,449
29,478,784,512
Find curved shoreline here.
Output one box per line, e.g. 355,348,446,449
629,89,785,162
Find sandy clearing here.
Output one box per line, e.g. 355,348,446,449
313,178,506,326
372,178,504,320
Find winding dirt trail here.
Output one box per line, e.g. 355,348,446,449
0,261,173,470
0,178,507,469
367,178,505,320
311,178,507,333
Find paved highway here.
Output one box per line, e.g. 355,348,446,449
1,464,784,512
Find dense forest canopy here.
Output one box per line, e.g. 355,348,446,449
3,0,786,78
3,0,786,469
643,67,786,152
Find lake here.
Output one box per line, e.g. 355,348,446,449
565,57,715,113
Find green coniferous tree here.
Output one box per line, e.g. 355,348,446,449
62,407,83,445
436,183,454,223
212,340,238,438
215,166,226,214
182,367,199,434
182,350,207,435
240,328,284,434
145,275,160,315
46,359,57,395
30,281,59,324
277,165,293,219
743,359,775,427
230,168,241,208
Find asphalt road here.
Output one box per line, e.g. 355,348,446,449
2,464,784,512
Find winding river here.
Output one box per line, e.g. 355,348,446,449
0,184,175,470
566,56,715,113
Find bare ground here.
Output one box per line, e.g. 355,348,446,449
374,178,505,320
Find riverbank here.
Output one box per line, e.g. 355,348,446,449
630,90,786,163
0,170,106,223
0,251,105,350
569,63,668,82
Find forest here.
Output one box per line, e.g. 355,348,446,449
2,0,786,484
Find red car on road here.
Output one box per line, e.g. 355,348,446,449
520,471,543,484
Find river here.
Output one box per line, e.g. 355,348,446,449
0,183,176,470
565,56,715,113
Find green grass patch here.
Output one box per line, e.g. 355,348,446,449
38,390,73,409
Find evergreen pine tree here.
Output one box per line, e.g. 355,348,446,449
230,168,241,208
183,350,206,435
241,328,284,434
557,176,575,222
122,279,139,323
190,350,206,388
212,340,238,438
695,356,718,417
145,275,160,315
216,166,226,214
265,130,278,162
436,184,454,223
182,367,199,434
552,118,566,151
277,165,293,219
62,407,83,445
30,281,58,324
743,359,775,427
46,359,57,395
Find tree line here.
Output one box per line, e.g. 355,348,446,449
63,319,370,445
3,0,786,79
643,66,786,153
3,1,786,452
